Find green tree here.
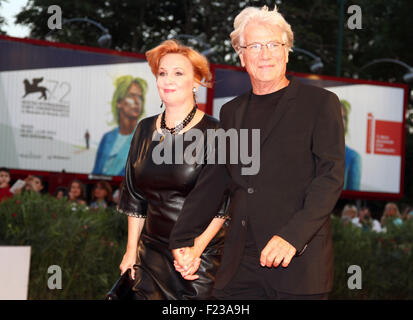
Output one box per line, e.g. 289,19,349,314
0,0,8,34
13,1,412,74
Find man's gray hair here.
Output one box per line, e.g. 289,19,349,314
230,5,294,54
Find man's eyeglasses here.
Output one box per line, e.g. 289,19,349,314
240,41,285,54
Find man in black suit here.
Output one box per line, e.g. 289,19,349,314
170,5,345,299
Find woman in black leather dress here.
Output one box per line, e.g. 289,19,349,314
117,40,228,300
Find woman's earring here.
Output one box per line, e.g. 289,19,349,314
160,101,163,109
192,87,197,104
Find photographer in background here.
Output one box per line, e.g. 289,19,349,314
353,206,382,233
14,174,44,195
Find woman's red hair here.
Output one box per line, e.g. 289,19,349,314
145,39,213,88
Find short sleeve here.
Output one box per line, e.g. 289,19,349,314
214,190,230,220
116,123,148,218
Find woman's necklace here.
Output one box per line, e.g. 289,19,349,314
161,104,198,135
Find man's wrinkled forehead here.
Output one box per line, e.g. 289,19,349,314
242,20,285,44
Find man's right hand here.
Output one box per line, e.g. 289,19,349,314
119,250,137,280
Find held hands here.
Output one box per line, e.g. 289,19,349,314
172,247,202,281
260,235,296,268
171,218,225,280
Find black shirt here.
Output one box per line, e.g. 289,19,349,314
242,85,288,133
241,85,289,255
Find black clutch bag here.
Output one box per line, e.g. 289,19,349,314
105,269,134,300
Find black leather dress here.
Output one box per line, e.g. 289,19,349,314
117,114,228,300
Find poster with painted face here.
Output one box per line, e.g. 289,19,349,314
327,83,404,194
212,68,406,197
0,62,158,176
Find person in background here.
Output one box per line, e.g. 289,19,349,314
68,179,87,205
0,167,13,203
341,204,358,225
352,206,382,233
54,186,68,200
14,175,44,194
90,181,113,209
381,202,403,227
92,75,148,176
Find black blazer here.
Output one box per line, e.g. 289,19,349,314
170,77,345,295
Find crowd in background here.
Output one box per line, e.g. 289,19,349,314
2,166,413,229
53,178,119,209
0,167,119,209
340,201,413,233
